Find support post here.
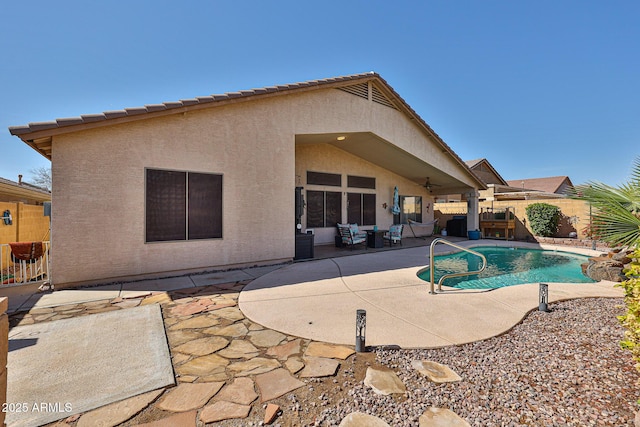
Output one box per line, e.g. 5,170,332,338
466,190,480,233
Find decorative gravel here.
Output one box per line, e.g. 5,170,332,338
317,298,639,426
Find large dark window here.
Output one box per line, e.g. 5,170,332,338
347,193,376,225
145,169,222,242
306,190,341,228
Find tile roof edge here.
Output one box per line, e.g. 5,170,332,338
9,72,379,137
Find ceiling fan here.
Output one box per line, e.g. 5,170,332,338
423,177,441,191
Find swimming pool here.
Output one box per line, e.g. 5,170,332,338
418,246,595,289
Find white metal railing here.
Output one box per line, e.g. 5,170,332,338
428,238,486,294
0,241,50,287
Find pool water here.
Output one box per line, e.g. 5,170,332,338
418,246,595,289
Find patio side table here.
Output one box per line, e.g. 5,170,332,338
366,230,387,248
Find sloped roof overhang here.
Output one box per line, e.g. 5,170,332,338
9,72,485,192
296,132,478,195
0,178,51,203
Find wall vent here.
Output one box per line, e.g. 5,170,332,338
337,82,369,100
371,84,397,110
337,82,398,110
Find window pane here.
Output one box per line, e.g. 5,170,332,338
325,191,342,227
306,190,324,228
146,169,186,242
307,171,341,186
347,193,361,224
347,175,375,189
399,196,422,224
362,193,376,225
188,173,223,239
414,196,422,223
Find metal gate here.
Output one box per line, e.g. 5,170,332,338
0,241,50,287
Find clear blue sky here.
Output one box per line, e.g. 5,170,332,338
2,1,639,187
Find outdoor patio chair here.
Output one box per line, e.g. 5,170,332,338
337,223,367,250
383,224,404,246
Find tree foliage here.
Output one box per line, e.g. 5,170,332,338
573,158,640,378
618,250,640,372
525,203,560,237
572,157,640,248
29,166,52,191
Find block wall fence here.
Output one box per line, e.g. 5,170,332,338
0,202,50,245
435,198,596,242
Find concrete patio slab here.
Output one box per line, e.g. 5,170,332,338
239,242,623,348
241,264,286,278
190,270,255,287
120,275,195,297
6,304,174,427
0,282,41,313
19,283,122,310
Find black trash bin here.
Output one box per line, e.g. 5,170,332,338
446,216,467,237
295,234,315,259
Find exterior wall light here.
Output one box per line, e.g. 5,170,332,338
2,210,12,226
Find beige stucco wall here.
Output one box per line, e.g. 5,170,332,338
296,143,434,245
50,86,474,286
52,99,295,285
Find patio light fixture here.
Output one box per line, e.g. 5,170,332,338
336,136,346,141
539,283,549,312
356,309,366,352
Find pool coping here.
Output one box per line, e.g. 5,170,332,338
418,240,600,292
239,240,621,348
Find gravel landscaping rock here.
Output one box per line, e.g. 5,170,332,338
313,298,639,426
19,286,637,426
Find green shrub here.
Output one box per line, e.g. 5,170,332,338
617,249,640,372
525,203,561,237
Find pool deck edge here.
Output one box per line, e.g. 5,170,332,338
239,242,622,349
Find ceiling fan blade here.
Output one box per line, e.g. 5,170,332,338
424,177,441,188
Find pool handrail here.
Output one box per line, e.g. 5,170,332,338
428,238,487,294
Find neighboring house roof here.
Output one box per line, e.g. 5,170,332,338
506,176,574,194
0,176,51,204
465,158,508,186
8,72,485,191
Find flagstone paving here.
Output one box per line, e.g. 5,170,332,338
363,367,407,395
75,389,164,427
419,407,471,427
412,359,463,383
156,382,224,412
299,356,341,378
255,368,306,402
8,280,468,426
338,411,391,426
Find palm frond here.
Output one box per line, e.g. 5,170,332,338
573,156,640,248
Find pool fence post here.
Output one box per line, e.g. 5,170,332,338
539,283,549,312
356,309,366,352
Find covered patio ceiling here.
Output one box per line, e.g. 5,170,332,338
295,132,480,195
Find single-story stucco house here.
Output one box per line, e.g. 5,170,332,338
9,72,485,287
